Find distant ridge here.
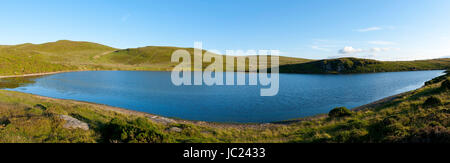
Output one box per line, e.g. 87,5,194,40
279,57,450,74
0,40,449,76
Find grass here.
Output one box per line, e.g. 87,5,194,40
0,40,311,75
1,40,448,76
279,57,450,74
0,72,448,143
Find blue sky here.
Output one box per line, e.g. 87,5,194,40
1,0,450,60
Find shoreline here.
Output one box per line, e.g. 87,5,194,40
0,71,81,79
2,90,278,128
0,69,446,79
0,87,413,126
0,69,440,126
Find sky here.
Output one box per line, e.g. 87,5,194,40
1,0,450,60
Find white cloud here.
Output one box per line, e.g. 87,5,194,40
357,27,382,32
338,46,397,54
369,47,392,52
338,46,364,54
368,41,396,45
328,54,376,59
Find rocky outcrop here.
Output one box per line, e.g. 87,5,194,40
319,58,380,73
59,115,89,130
147,115,176,124
168,127,182,133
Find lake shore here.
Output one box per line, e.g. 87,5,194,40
0,70,441,124
0,71,81,79
1,90,281,128
0,71,448,143
0,67,447,79
0,84,412,126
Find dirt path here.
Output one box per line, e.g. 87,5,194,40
93,50,115,59
0,71,74,79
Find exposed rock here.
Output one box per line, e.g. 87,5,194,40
147,115,176,124
168,127,182,133
59,115,89,130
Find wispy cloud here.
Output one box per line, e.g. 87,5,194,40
338,46,397,54
369,47,394,53
368,41,396,45
328,54,376,59
311,46,332,52
310,39,348,52
356,27,382,32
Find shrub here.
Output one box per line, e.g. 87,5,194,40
367,116,409,142
425,75,449,86
26,107,44,116
405,126,450,143
334,129,368,143
34,104,47,111
423,96,443,108
441,79,450,90
329,107,353,118
336,119,369,130
0,116,11,126
102,118,169,143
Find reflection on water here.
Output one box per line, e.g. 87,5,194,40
0,76,41,89
3,70,445,123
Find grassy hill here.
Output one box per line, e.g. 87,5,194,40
0,70,448,143
0,40,449,76
279,57,450,74
97,46,311,71
0,40,311,75
0,40,117,75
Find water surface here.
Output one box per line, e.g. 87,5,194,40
4,70,444,122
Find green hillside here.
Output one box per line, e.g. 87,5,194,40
0,40,449,76
98,46,222,71
0,40,117,75
0,45,75,75
98,46,312,71
279,57,450,74
0,40,311,75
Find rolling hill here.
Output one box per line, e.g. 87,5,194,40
97,46,312,71
0,40,449,76
279,57,450,74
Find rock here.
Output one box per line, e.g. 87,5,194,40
147,115,176,124
169,127,182,133
59,115,89,130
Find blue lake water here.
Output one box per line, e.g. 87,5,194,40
5,70,444,123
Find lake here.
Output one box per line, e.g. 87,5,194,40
4,70,444,123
